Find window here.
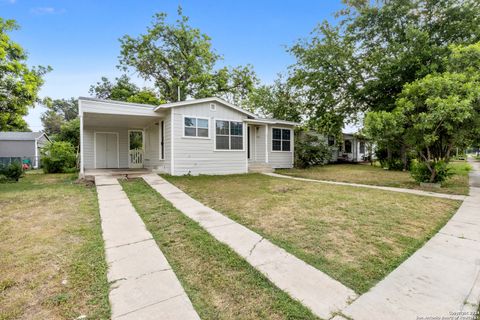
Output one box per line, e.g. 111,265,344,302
215,120,243,150
159,121,164,160
184,117,209,138
344,140,352,153
328,136,335,146
272,128,291,151
359,141,365,154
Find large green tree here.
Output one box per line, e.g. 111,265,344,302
371,42,480,182
41,97,78,135
289,0,480,133
89,74,163,105
118,7,258,104
247,76,302,123
0,18,50,131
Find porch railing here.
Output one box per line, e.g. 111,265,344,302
129,148,144,168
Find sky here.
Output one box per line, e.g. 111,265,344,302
1,0,345,131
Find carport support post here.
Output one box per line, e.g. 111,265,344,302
79,101,84,177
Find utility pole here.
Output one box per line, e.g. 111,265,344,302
177,86,181,102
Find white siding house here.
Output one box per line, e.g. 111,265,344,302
79,97,297,176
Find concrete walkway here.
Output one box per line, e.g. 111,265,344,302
335,160,480,320
265,172,467,201
95,175,199,320
142,173,357,320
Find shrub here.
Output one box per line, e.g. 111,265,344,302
41,141,77,173
411,160,452,183
0,161,24,182
295,130,332,168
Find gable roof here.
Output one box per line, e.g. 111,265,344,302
0,132,49,141
154,97,257,118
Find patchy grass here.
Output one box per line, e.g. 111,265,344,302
0,173,110,320
277,162,470,195
164,173,460,294
120,178,318,320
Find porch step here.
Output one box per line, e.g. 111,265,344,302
248,163,274,173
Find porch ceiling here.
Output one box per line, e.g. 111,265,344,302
83,112,162,128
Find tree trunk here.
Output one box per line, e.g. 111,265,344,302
401,144,407,171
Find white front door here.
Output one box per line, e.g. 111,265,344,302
95,133,118,168
128,130,144,168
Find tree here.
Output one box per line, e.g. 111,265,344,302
363,111,409,170
247,76,302,123
289,0,480,133
89,75,140,101
376,42,480,182
41,97,78,135
118,7,258,103
0,18,51,131
89,75,164,105
55,118,80,148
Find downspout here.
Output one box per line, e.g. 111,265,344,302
170,110,174,175
265,124,269,164
34,138,38,169
79,100,84,177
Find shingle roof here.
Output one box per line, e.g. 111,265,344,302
0,132,46,141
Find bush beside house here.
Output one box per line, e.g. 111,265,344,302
41,141,77,173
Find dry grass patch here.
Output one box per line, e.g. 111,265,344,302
277,162,470,195
164,173,460,293
120,179,318,320
0,173,110,320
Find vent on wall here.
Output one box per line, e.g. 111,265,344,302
210,103,216,111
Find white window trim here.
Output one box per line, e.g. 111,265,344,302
182,115,211,139
271,127,293,153
213,118,245,152
93,131,120,169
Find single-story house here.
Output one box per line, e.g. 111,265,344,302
325,133,369,163
79,96,298,176
0,131,50,168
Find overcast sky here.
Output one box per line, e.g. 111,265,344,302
2,0,345,131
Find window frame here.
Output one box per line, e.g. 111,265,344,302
214,118,245,152
182,115,210,139
271,127,292,152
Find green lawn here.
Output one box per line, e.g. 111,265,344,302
277,162,471,195
120,178,318,320
164,173,460,294
0,173,110,320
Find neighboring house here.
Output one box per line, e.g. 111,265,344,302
0,132,50,168
79,96,298,176
324,133,369,163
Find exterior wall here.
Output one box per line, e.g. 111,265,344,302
83,126,129,169
0,140,35,158
266,124,294,169
171,102,248,175
144,117,170,173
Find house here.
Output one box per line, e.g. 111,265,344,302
325,133,369,163
0,132,50,168
79,97,297,176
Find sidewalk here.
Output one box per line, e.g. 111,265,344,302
336,160,480,320
265,172,467,201
95,175,199,320
142,173,357,320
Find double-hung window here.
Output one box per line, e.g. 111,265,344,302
215,120,243,150
184,117,209,138
272,128,291,151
